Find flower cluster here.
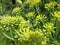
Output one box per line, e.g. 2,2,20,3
14,29,48,45
26,12,35,21
33,14,47,28
45,1,58,10
24,0,41,7
43,22,55,33
12,7,22,15
36,14,47,22
0,16,26,31
53,11,60,21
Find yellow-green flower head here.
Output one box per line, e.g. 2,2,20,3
12,7,21,14
19,21,30,29
3,16,16,21
43,22,54,30
54,11,60,21
26,12,35,20
0,16,17,24
29,30,48,45
1,16,25,23
17,28,30,41
26,12,35,18
0,16,26,31
36,14,47,22
45,1,58,10
24,0,41,7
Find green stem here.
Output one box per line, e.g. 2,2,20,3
35,5,40,15
55,18,59,39
2,32,14,41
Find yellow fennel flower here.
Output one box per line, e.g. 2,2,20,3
54,11,60,19
12,7,21,14
24,0,41,7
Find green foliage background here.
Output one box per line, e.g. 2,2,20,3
0,0,60,45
